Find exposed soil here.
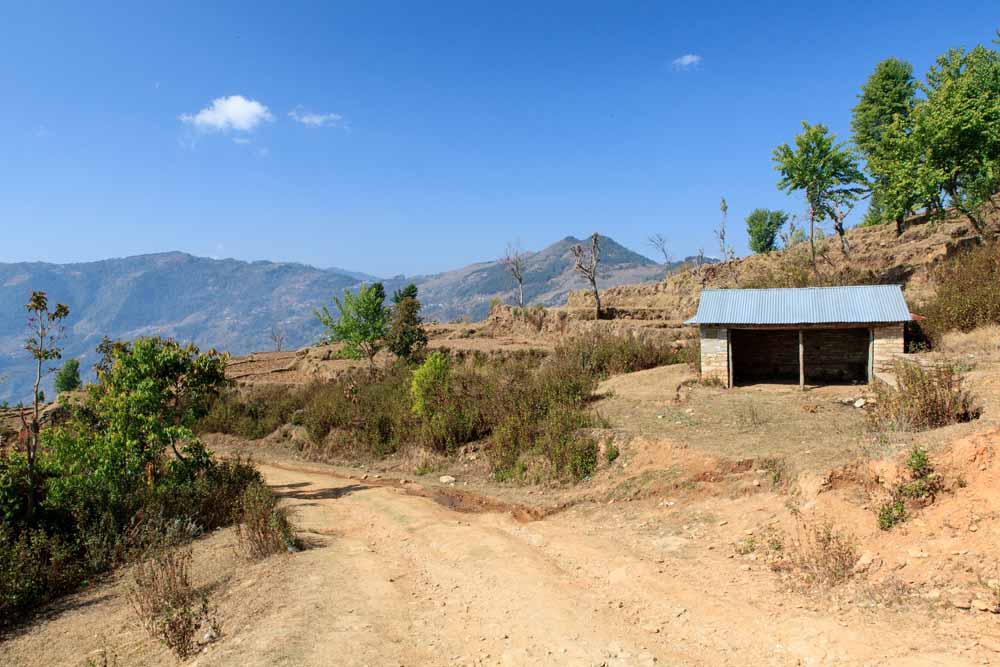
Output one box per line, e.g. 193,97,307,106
6,427,1000,666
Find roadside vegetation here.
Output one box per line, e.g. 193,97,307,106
1,293,293,641
200,330,690,483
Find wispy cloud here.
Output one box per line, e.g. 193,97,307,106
288,107,345,128
672,53,703,70
179,95,274,132
232,137,252,145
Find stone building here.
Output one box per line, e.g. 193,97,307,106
686,286,911,389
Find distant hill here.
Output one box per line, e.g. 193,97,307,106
403,235,682,322
0,236,673,403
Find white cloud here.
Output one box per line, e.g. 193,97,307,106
232,137,252,145
288,107,345,128
672,54,703,70
179,95,274,132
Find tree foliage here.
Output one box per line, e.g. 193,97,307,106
387,283,428,361
54,359,81,394
851,37,1000,238
773,122,866,263
745,208,788,254
315,282,389,372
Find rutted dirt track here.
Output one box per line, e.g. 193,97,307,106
3,457,997,666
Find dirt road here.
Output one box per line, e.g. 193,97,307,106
3,458,994,666
207,462,988,666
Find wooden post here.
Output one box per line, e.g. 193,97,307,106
726,329,733,389
867,327,875,384
798,329,805,391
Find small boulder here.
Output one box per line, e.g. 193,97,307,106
853,398,866,409
439,475,456,484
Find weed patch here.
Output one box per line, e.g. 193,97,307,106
127,546,219,659
868,360,979,432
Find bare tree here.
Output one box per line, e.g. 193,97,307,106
20,291,69,517
829,200,855,257
572,233,602,319
269,324,286,352
646,233,673,266
500,242,527,307
715,197,738,285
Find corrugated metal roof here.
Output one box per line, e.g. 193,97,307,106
685,285,911,325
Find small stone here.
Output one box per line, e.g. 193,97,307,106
923,589,942,601
439,475,456,484
953,597,973,610
908,548,929,559
361,473,369,480
853,398,866,408
969,525,979,532
973,599,997,613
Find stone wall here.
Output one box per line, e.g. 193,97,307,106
873,323,906,384
699,326,729,385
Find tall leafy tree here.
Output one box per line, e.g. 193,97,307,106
915,44,1000,238
387,283,428,360
773,122,867,263
20,291,69,516
315,282,389,373
745,209,788,254
851,58,920,230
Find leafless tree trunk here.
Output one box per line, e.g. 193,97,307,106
831,202,854,257
572,233,602,319
269,325,286,352
500,242,526,307
715,197,738,285
646,233,673,266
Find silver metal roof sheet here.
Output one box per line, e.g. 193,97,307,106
685,285,910,325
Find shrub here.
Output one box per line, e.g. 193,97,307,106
236,481,296,559
868,360,980,432
877,497,907,530
411,352,451,419
127,546,218,659
550,331,687,379
776,518,859,587
922,240,1000,343
0,526,84,621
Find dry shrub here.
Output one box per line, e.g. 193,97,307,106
236,481,296,559
735,402,768,430
127,546,218,659
868,360,980,432
769,517,858,588
922,240,1000,344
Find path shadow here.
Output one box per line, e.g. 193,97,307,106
273,484,369,501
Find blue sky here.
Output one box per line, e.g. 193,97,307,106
1,2,996,277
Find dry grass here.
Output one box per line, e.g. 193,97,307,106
868,360,980,432
937,324,1000,356
126,546,219,659
767,516,859,588
236,481,297,560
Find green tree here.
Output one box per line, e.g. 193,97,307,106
851,58,920,230
20,291,69,517
745,208,788,253
45,337,228,514
315,282,389,373
916,44,1000,237
387,284,428,360
54,359,81,394
773,122,867,264
392,283,418,304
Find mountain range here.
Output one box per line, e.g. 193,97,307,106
0,235,689,403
